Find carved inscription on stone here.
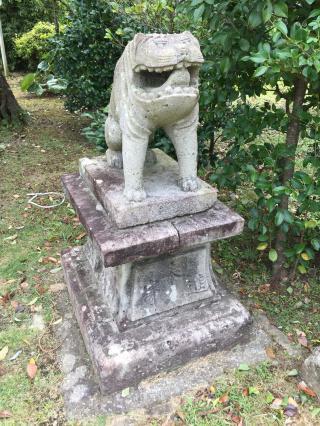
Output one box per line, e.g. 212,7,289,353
127,245,219,322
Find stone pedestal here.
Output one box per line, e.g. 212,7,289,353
61,149,251,395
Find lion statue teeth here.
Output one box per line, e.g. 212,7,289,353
105,32,204,202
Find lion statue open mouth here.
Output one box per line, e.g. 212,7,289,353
105,32,204,202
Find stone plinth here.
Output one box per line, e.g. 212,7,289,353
61,150,250,395
79,149,217,228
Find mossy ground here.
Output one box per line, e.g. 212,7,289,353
0,76,319,425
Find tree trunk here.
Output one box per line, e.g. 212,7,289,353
0,74,24,122
52,0,60,34
271,76,307,288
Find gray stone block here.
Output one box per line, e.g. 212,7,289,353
79,149,217,228
62,246,251,395
302,347,320,398
61,173,243,267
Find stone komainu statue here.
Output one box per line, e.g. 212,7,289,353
105,32,204,202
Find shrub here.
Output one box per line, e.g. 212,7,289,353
15,22,56,70
0,0,64,70
52,0,126,112
20,61,68,96
81,108,108,151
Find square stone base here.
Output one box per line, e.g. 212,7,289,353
56,290,272,421
79,149,217,228
62,246,251,395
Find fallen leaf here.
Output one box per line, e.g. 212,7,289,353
287,369,298,377
27,297,38,306
35,284,46,295
297,333,308,348
27,358,38,380
3,234,17,241
52,318,62,325
284,404,298,417
49,283,65,293
20,281,29,290
175,410,186,422
270,398,283,409
297,381,317,397
258,284,270,293
76,232,86,240
121,387,130,397
238,363,250,371
9,350,22,361
231,415,242,424
219,393,229,404
0,346,9,361
288,397,298,407
242,388,249,397
0,278,15,286
266,346,276,359
209,385,216,394
50,267,62,274
0,411,12,418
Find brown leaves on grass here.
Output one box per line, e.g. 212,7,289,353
76,231,86,240
258,283,271,294
266,346,276,359
39,256,59,265
296,330,310,349
0,291,15,305
27,358,38,380
219,393,229,404
297,381,317,397
0,411,12,418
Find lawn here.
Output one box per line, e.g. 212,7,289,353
0,76,319,425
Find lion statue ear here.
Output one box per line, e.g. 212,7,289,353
132,33,149,47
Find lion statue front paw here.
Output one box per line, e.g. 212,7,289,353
124,188,147,202
178,177,199,192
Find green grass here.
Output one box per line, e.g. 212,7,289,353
0,75,97,425
1,75,320,425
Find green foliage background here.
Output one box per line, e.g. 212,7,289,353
2,0,319,280
15,22,57,70
0,0,64,69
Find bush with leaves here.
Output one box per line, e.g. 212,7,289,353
183,0,320,286
81,108,108,151
0,0,66,70
51,0,127,111
20,61,68,96
15,22,57,70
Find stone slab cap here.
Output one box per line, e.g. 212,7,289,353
79,149,218,228
61,173,244,267
62,247,251,395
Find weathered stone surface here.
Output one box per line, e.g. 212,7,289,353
172,199,244,246
302,347,320,398
61,172,241,267
84,241,220,325
104,32,204,202
62,246,251,395
61,173,179,267
56,289,272,419
79,149,217,228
